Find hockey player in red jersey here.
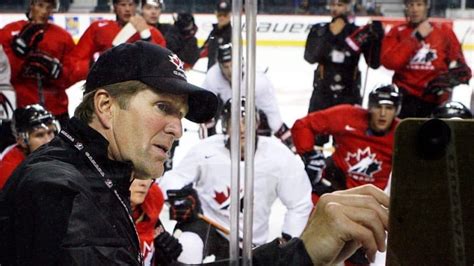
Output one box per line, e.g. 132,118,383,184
66,0,166,83
381,0,471,118
292,85,400,265
0,104,59,189
0,0,75,125
292,84,400,197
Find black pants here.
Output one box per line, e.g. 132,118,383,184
398,91,440,119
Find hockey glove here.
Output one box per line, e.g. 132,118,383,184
345,21,384,53
11,23,45,57
167,184,202,224
154,230,183,265
424,63,472,97
23,52,62,79
274,123,295,152
302,150,326,186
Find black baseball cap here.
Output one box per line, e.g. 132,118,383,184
216,0,231,13
85,41,218,123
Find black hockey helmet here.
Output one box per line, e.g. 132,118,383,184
216,0,231,13
113,0,140,5
221,97,259,134
432,101,472,119
217,43,232,64
174,13,197,36
11,104,59,138
368,84,402,111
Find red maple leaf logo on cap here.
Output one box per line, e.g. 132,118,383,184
168,54,186,77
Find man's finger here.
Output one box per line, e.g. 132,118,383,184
320,192,389,229
333,184,389,207
341,205,387,252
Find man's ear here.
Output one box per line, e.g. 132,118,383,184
17,136,28,149
93,89,115,129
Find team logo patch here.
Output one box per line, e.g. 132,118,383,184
65,16,80,37
408,43,437,70
345,147,382,182
168,54,186,79
213,186,244,212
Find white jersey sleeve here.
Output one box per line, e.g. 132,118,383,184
255,73,284,132
271,140,313,237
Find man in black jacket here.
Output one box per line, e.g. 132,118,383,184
200,0,232,70
0,42,388,265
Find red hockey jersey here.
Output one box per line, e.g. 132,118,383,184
292,104,399,190
0,144,25,189
0,20,75,116
66,19,166,83
381,21,470,104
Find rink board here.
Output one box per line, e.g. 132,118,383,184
387,119,474,265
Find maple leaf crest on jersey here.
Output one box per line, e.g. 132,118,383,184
345,147,382,182
408,43,437,70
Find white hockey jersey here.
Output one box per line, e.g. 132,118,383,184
159,135,312,246
202,64,284,132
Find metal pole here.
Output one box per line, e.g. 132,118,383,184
229,0,243,264
243,0,257,264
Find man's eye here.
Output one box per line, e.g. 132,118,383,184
156,103,171,113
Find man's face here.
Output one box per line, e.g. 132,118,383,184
29,0,54,24
111,89,188,179
21,123,56,152
216,12,231,28
369,104,397,133
329,1,349,18
226,116,247,155
129,178,154,209
219,61,232,82
142,3,161,25
406,0,428,24
114,0,137,24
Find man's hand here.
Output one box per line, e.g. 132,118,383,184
302,150,326,185
301,185,389,265
129,15,149,35
167,184,202,224
415,20,433,39
345,21,384,52
154,230,183,265
274,123,295,152
424,62,471,97
23,51,62,79
11,23,45,57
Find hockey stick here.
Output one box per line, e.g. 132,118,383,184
112,22,137,47
36,73,45,106
198,213,230,235
314,145,335,153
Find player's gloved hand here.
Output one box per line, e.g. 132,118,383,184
11,23,45,57
345,20,384,53
302,150,326,186
167,184,202,224
424,63,471,97
23,51,62,79
154,230,183,265
274,123,295,152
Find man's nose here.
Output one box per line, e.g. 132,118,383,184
165,118,183,139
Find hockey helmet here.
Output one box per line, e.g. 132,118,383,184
369,84,402,110
11,104,59,138
221,97,260,134
174,13,197,36
216,0,231,13
217,43,232,64
141,0,163,8
113,0,140,5
432,101,472,119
